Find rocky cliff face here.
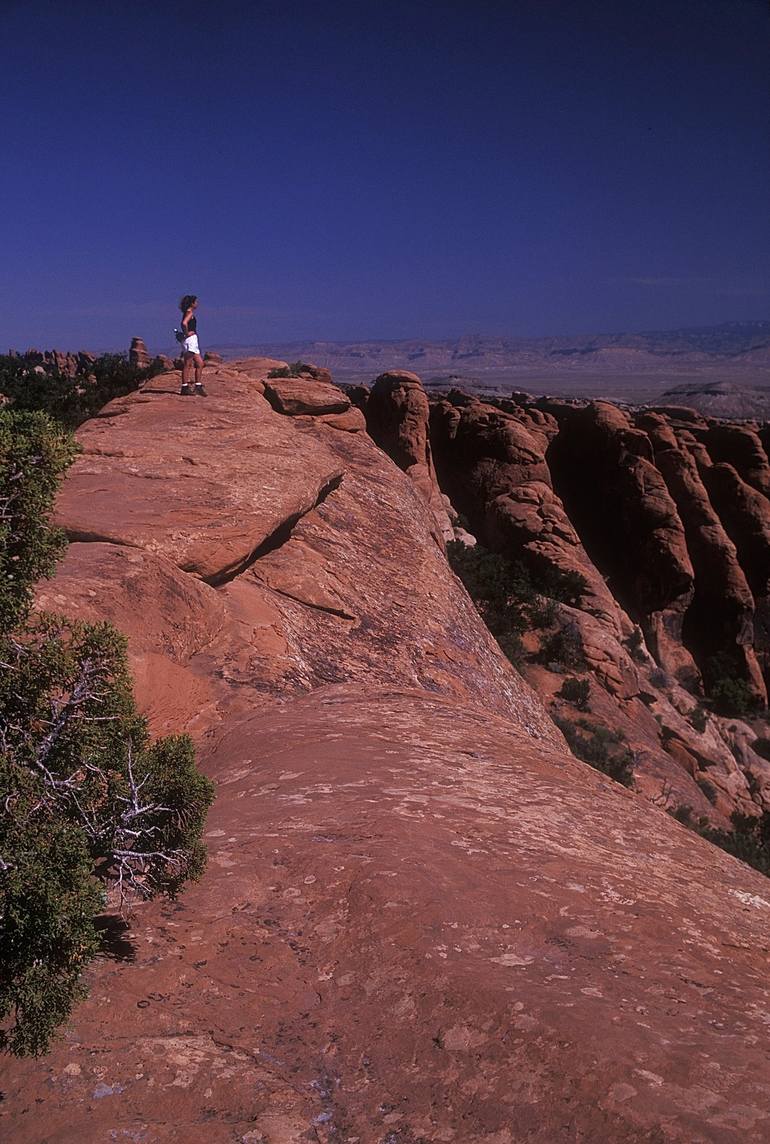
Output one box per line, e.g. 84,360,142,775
3,360,770,1143
366,380,770,827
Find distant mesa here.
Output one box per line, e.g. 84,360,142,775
657,378,770,420
205,320,770,407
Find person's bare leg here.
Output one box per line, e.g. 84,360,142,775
181,351,192,390
193,353,206,394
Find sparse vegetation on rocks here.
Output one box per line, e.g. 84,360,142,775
689,705,709,733
751,736,770,761
648,667,670,690
670,804,707,828
267,360,323,380
709,675,763,718
670,804,770,879
711,811,770,877
554,716,635,787
539,621,586,672
697,777,719,805
4,356,770,1134
446,541,528,662
703,652,765,718
625,627,647,663
529,596,559,629
0,412,75,631
0,411,214,1057
0,352,151,428
447,540,586,666
558,676,591,710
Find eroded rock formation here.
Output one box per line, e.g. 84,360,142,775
370,380,770,825
366,370,455,541
4,361,770,1143
129,336,152,369
546,403,699,683
429,393,626,633
6,347,96,376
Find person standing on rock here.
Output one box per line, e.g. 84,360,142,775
179,295,207,396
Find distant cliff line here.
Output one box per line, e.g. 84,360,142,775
206,319,770,379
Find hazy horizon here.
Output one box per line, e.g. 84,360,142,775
6,316,770,359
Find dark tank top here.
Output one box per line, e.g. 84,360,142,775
184,311,197,333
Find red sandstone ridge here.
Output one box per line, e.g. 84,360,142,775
3,360,770,1143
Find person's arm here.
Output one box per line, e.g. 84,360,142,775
181,309,193,334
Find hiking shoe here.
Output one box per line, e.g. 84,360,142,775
179,384,193,396
194,383,208,396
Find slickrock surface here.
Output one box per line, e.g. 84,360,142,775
41,363,551,741
5,689,770,1144
54,362,345,584
3,361,770,1143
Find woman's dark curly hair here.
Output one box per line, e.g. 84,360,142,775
179,294,197,312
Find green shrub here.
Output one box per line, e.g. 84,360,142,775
554,716,634,787
529,597,558,629
290,360,317,376
447,542,585,610
0,412,76,631
703,652,764,718
625,627,647,663
539,622,586,671
446,542,532,664
0,353,149,428
696,778,718,805
0,411,214,1056
0,811,101,1057
669,806,770,879
751,737,770,761
536,565,586,605
558,676,590,710
447,542,589,669
447,541,534,608
704,811,770,877
709,676,762,718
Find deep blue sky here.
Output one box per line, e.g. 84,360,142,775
2,0,769,351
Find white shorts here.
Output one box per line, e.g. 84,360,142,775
183,334,200,355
